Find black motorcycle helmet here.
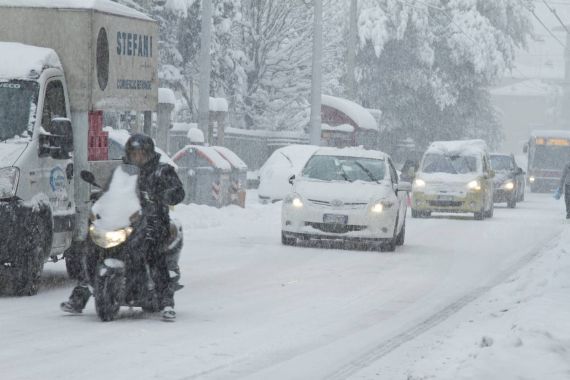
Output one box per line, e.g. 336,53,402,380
125,133,156,166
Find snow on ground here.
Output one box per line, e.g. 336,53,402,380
0,191,568,379
354,223,570,380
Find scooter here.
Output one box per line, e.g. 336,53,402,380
81,164,183,321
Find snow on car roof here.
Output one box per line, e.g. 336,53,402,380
322,95,378,131
530,130,570,139
426,140,489,156
0,42,62,79
0,0,153,21
314,146,388,160
212,146,248,171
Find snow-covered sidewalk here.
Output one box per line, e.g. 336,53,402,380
357,227,570,379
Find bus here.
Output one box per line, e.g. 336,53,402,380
525,130,570,192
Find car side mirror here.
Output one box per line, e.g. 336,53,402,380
288,175,296,185
523,144,528,154
516,167,523,175
397,182,412,192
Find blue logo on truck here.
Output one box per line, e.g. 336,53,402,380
50,167,66,192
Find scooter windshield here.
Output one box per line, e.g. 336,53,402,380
92,164,141,231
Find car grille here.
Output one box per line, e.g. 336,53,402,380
308,199,368,209
306,222,366,234
429,200,463,207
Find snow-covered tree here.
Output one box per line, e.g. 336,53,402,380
235,0,313,131
356,0,533,151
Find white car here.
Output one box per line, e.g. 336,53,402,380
258,144,319,203
281,147,411,251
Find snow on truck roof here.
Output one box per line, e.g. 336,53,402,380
0,42,62,79
426,140,489,156
530,130,570,139
0,0,153,21
314,146,389,160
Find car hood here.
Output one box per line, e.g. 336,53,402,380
293,178,392,203
0,142,27,167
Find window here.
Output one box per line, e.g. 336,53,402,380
42,80,66,128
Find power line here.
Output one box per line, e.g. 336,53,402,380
526,4,566,48
543,0,570,33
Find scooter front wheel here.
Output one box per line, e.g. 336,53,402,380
94,264,125,322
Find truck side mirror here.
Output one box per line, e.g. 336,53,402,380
516,167,523,175
39,118,74,159
523,143,528,154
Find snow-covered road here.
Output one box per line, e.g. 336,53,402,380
0,192,564,379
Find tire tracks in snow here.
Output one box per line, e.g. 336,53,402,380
326,229,562,379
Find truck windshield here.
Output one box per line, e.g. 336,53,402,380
0,80,38,141
532,145,570,170
422,153,478,174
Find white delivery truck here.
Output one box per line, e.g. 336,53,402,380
0,0,158,295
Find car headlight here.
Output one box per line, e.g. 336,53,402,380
284,193,304,208
467,180,481,191
0,167,19,199
529,176,535,183
413,178,426,189
503,181,515,190
370,200,394,213
89,225,133,248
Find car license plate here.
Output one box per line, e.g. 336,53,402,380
323,214,348,224
437,195,455,201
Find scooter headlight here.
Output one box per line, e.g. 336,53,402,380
89,225,133,248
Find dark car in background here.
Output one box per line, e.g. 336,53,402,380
490,153,525,208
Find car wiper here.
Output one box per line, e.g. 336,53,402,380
339,166,352,182
279,152,293,167
355,161,380,182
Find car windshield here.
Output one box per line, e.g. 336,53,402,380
302,155,386,182
532,146,570,170
0,80,38,141
421,153,478,174
490,156,514,171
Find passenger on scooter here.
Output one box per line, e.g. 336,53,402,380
61,133,185,320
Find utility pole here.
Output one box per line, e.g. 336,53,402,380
309,0,323,146
346,0,357,100
198,0,212,143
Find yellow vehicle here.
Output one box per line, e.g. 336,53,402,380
411,140,495,220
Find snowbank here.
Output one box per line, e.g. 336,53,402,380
0,42,62,79
401,229,570,380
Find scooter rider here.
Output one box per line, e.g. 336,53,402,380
61,133,185,320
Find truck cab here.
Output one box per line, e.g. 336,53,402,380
0,0,158,296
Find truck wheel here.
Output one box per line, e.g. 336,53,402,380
15,214,51,296
94,267,124,322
